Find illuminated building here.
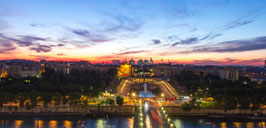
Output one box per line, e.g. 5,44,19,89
54,62,72,75
6,65,22,78
133,66,154,77
0,68,8,78
118,63,134,77
218,68,239,80
20,70,39,77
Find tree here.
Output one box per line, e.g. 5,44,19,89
41,92,53,108
116,96,124,106
0,92,15,107
214,94,223,109
250,94,262,111
107,99,115,106
223,95,237,113
181,102,192,111
100,80,107,90
29,91,39,107
238,96,250,113
53,92,62,106
69,92,81,106
62,95,68,105
16,92,27,107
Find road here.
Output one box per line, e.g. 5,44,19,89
155,81,179,98
116,79,133,97
144,100,166,128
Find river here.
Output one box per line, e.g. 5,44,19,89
0,116,265,128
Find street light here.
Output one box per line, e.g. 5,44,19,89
161,93,164,97
132,93,136,106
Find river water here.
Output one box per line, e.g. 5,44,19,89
0,116,265,128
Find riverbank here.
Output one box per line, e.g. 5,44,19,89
0,105,135,116
166,106,266,120
1,105,266,120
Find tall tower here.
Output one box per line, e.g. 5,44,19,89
150,58,153,65
264,59,266,68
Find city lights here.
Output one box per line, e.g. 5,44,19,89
0,0,265,127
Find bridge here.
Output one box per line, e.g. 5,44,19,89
116,78,177,128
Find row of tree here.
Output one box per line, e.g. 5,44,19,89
0,91,83,108
175,71,266,111
0,67,117,107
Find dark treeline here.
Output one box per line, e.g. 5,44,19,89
0,67,117,107
174,71,266,111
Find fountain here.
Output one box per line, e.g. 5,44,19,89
139,83,153,98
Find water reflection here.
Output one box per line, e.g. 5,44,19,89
0,116,133,128
173,117,266,128
1,116,264,128
63,120,73,128
14,120,23,128
34,120,44,128
49,120,58,128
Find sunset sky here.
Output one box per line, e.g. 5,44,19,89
0,0,266,65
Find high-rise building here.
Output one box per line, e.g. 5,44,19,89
150,58,153,65
137,59,144,66
112,60,117,65
129,59,135,65
144,59,149,65
112,59,121,65
264,59,266,67
116,60,120,65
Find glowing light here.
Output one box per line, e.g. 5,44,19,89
144,102,148,110
14,120,23,128
63,120,72,128
49,120,58,128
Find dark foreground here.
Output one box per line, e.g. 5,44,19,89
0,116,265,128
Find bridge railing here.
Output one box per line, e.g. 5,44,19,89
115,80,126,94
162,81,179,97
133,101,146,128
159,105,176,128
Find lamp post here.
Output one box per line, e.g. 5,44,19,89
132,93,136,106
161,93,165,106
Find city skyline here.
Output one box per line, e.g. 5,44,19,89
0,0,266,65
